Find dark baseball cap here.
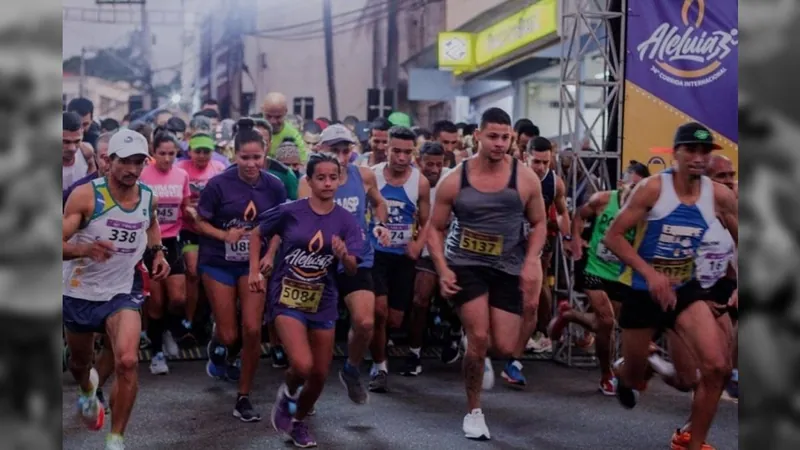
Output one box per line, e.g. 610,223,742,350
673,122,722,150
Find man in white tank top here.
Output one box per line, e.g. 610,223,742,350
62,112,97,190
62,129,170,450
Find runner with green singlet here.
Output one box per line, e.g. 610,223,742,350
548,162,650,396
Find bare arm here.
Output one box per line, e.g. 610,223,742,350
429,170,460,274
554,176,571,236
194,216,228,241
603,176,660,279
62,184,95,260
249,227,263,275
572,191,610,238
521,167,547,262
361,167,389,223
297,176,311,199
413,176,432,244
147,195,163,247
80,142,97,174
715,182,738,245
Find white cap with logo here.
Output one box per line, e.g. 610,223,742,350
319,124,355,146
108,129,150,158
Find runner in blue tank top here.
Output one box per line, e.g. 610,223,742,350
297,124,390,405
603,123,738,450
367,126,431,394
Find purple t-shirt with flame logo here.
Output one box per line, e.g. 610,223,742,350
258,199,363,323
196,168,287,269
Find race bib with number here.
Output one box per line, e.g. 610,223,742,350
279,277,325,313
652,257,694,285
696,252,733,289
224,234,250,262
596,242,620,263
386,223,413,247
459,228,503,257
102,218,146,254
157,203,180,224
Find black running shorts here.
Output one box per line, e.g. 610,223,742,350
336,267,374,298
448,265,522,316
372,251,416,312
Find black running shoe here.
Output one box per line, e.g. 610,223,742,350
272,346,288,369
233,396,261,422
400,353,422,377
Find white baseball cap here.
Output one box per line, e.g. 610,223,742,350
108,129,150,158
319,124,355,146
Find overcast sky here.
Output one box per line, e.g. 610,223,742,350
63,0,184,84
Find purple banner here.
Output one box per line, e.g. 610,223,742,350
625,0,738,142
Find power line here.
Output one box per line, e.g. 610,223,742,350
255,0,423,42
247,0,391,37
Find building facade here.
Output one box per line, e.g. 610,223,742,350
62,74,140,121
406,0,607,140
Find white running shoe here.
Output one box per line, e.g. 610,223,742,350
162,331,180,358
463,409,491,440
105,434,125,450
482,358,495,390
150,353,169,375
647,354,676,378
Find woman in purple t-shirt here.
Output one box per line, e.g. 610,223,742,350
248,153,363,448
191,119,287,423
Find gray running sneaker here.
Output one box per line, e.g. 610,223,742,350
368,370,388,393
338,365,369,404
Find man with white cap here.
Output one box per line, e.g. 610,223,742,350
297,124,390,405
62,129,171,450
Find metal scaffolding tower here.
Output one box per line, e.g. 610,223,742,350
553,0,626,367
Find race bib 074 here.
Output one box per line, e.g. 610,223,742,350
459,228,503,257
224,234,250,262
279,277,324,313
386,223,413,247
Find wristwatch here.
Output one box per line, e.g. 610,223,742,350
562,234,573,242
148,244,168,254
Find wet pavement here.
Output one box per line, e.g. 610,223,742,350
63,358,738,450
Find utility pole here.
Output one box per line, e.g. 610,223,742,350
141,0,154,109
79,47,87,98
322,0,338,121
385,0,399,111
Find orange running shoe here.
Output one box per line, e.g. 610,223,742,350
670,428,715,450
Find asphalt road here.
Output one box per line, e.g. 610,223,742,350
63,359,738,450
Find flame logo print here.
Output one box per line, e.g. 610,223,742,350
243,200,257,222
308,230,324,253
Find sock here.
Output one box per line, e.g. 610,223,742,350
237,392,248,401
147,318,165,353
409,347,421,357
106,433,123,443
373,361,388,373
731,368,738,382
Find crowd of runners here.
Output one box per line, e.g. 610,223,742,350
61,91,738,450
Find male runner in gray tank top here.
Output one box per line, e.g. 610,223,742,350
427,107,548,441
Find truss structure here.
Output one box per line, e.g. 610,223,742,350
552,0,626,367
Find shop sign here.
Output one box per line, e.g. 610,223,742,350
474,0,558,67
438,32,475,70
